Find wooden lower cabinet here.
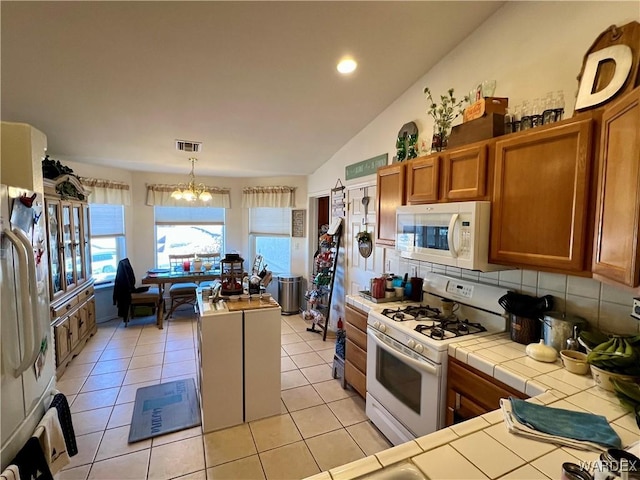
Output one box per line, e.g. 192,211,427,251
446,357,527,426
52,284,97,377
345,304,368,398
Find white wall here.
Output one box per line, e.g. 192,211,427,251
308,2,640,332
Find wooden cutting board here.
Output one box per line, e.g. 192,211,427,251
226,297,280,312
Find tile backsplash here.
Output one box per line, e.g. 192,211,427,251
390,255,640,335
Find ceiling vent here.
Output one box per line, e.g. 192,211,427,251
175,140,202,153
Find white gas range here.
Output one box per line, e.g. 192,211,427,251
366,273,510,445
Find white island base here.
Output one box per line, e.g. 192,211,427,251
197,296,282,433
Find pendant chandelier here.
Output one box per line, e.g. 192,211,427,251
171,157,212,202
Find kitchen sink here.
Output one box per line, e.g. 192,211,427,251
357,461,426,480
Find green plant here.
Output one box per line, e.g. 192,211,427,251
356,231,371,244
423,87,469,150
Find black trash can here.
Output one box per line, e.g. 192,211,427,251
278,274,301,315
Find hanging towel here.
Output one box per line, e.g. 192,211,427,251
9,437,53,480
0,465,19,480
34,408,70,474
503,397,622,451
49,393,77,456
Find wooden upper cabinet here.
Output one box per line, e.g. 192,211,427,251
490,117,594,273
376,163,405,246
406,154,440,204
593,87,640,287
442,144,488,201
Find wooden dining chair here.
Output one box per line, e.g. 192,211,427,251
166,254,198,319
113,258,162,327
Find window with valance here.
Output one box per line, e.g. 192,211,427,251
79,177,131,206
146,184,231,208
241,186,295,208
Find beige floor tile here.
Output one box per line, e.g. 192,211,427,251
138,330,168,346
173,470,207,479
203,423,257,467
95,425,151,461
281,333,304,345
71,387,120,413
306,429,365,472
72,406,113,436
123,365,162,385
148,435,205,480
128,353,164,370
162,359,196,377
281,370,310,390
327,396,368,427
57,464,90,480
300,364,333,384
99,346,135,361
283,342,313,356
62,431,103,470
60,362,95,380
281,385,325,412
79,371,126,393
107,402,134,429
249,414,302,452
346,421,393,456
280,347,287,357
152,425,202,446
280,325,295,336
72,348,104,365
318,349,335,363
116,380,159,404
259,441,320,480
106,336,138,349
297,330,326,342
313,379,356,403
291,404,342,438
306,339,335,352
90,358,131,375
166,338,195,351
57,376,87,397
206,455,265,480
88,448,149,480
281,356,297,372
133,342,166,357
164,347,195,364
291,351,325,369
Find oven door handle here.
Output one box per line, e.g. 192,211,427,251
368,330,440,376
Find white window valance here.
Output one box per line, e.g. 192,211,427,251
146,184,231,208
242,186,295,208
79,177,131,205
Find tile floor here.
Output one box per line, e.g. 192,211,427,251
55,309,391,480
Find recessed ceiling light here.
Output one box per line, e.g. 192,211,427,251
337,58,357,75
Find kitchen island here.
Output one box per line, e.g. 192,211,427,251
306,296,640,479
197,292,281,433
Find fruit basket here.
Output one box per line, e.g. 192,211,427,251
590,365,640,392
586,335,640,390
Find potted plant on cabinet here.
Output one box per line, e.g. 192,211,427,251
423,87,468,152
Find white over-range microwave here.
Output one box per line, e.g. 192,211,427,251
396,201,507,272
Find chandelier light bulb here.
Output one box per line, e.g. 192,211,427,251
171,157,211,202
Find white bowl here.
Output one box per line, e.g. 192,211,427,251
261,293,272,300
228,295,240,302
590,364,640,391
560,350,589,375
240,294,251,301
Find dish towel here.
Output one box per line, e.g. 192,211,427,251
49,392,78,456
9,436,53,480
501,397,622,452
34,408,70,474
0,465,19,480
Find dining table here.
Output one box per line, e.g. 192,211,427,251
141,269,221,328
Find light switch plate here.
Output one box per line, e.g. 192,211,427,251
632,297,640,320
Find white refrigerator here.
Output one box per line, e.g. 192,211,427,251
0,184,56,469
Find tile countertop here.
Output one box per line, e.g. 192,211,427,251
306,296,640,480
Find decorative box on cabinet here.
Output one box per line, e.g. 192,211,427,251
344,304,367,398
446,357,527,426
490,116,595,274
44,176,96,376
593,87,640,287
376,163,405,246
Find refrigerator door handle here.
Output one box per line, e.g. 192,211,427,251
2,228,35,377
12,227,43,368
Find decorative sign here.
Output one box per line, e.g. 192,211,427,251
345,154,388,180
331,179,346,219
575,22,640,112
291,209,305,237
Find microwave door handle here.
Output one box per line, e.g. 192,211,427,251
3,228,34,377
447,213,459,258
368,329,439,376
13,227,43,367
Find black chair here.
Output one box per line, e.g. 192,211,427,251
113,258,162,327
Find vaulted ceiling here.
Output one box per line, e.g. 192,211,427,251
2,1,504,177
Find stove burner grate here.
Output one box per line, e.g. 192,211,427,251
413,317,487,339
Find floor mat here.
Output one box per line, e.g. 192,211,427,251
128,378,201,443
